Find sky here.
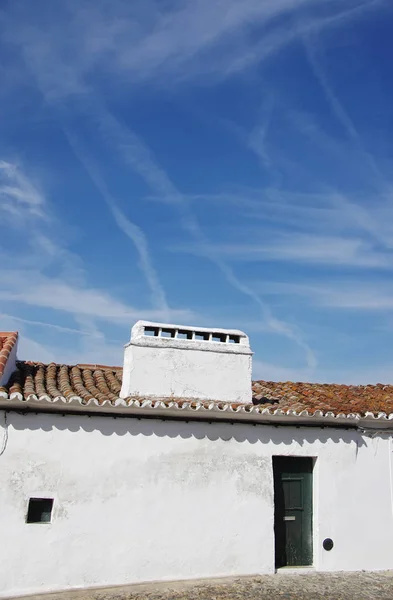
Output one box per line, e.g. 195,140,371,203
0,0,393,384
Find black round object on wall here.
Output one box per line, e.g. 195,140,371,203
323,538,334,551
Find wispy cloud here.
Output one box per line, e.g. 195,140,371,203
280,110,393,248
0,269,192,324
302,37,387,189
254,279,393,312
0,156,195,366
87,105,317,368
0,159,46,220
247,95,280,184
1,0,385,373
1,0,389,379
178,234,393,269
179,167,393,268
0,313,98,337
63,127,170,318
221,0,379,79
1,0,381,97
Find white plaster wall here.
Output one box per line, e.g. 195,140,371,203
0,411,392,598
121,344,252,403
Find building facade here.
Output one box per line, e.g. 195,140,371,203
0,323,393,597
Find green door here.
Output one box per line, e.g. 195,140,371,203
273,457,313,568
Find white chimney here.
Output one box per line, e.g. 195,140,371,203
120,321,253,404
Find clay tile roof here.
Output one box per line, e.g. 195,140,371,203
0,332,18,380
1,360,393,417
2,361,122,405
251,380,393,416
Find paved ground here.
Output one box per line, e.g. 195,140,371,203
15,572,393,600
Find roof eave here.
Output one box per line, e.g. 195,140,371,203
1,394,393,430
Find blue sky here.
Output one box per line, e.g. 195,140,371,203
1,0,393,383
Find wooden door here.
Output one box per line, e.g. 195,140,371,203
273,457,313,568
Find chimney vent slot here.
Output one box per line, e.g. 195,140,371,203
195,331,210,341
212,332,227,343
143,325,242,344
177,329,193,340
144,326,159,337
161,328,176,338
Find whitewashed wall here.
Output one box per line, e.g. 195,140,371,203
0,410,392,597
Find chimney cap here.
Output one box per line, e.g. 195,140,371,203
127,320,252,355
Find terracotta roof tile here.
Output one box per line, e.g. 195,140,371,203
0,332,18,380
1,361,393,417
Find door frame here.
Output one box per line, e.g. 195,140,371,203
272,455,317,570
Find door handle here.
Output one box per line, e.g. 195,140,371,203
283,516,296,521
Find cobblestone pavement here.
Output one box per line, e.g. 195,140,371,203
15,572,393,600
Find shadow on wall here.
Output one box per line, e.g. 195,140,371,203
4,409,368,448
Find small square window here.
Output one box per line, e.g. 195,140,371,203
26,498,54,524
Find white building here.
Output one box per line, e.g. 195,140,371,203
0,321,393,598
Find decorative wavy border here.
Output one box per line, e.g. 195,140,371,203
1,389,393,428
